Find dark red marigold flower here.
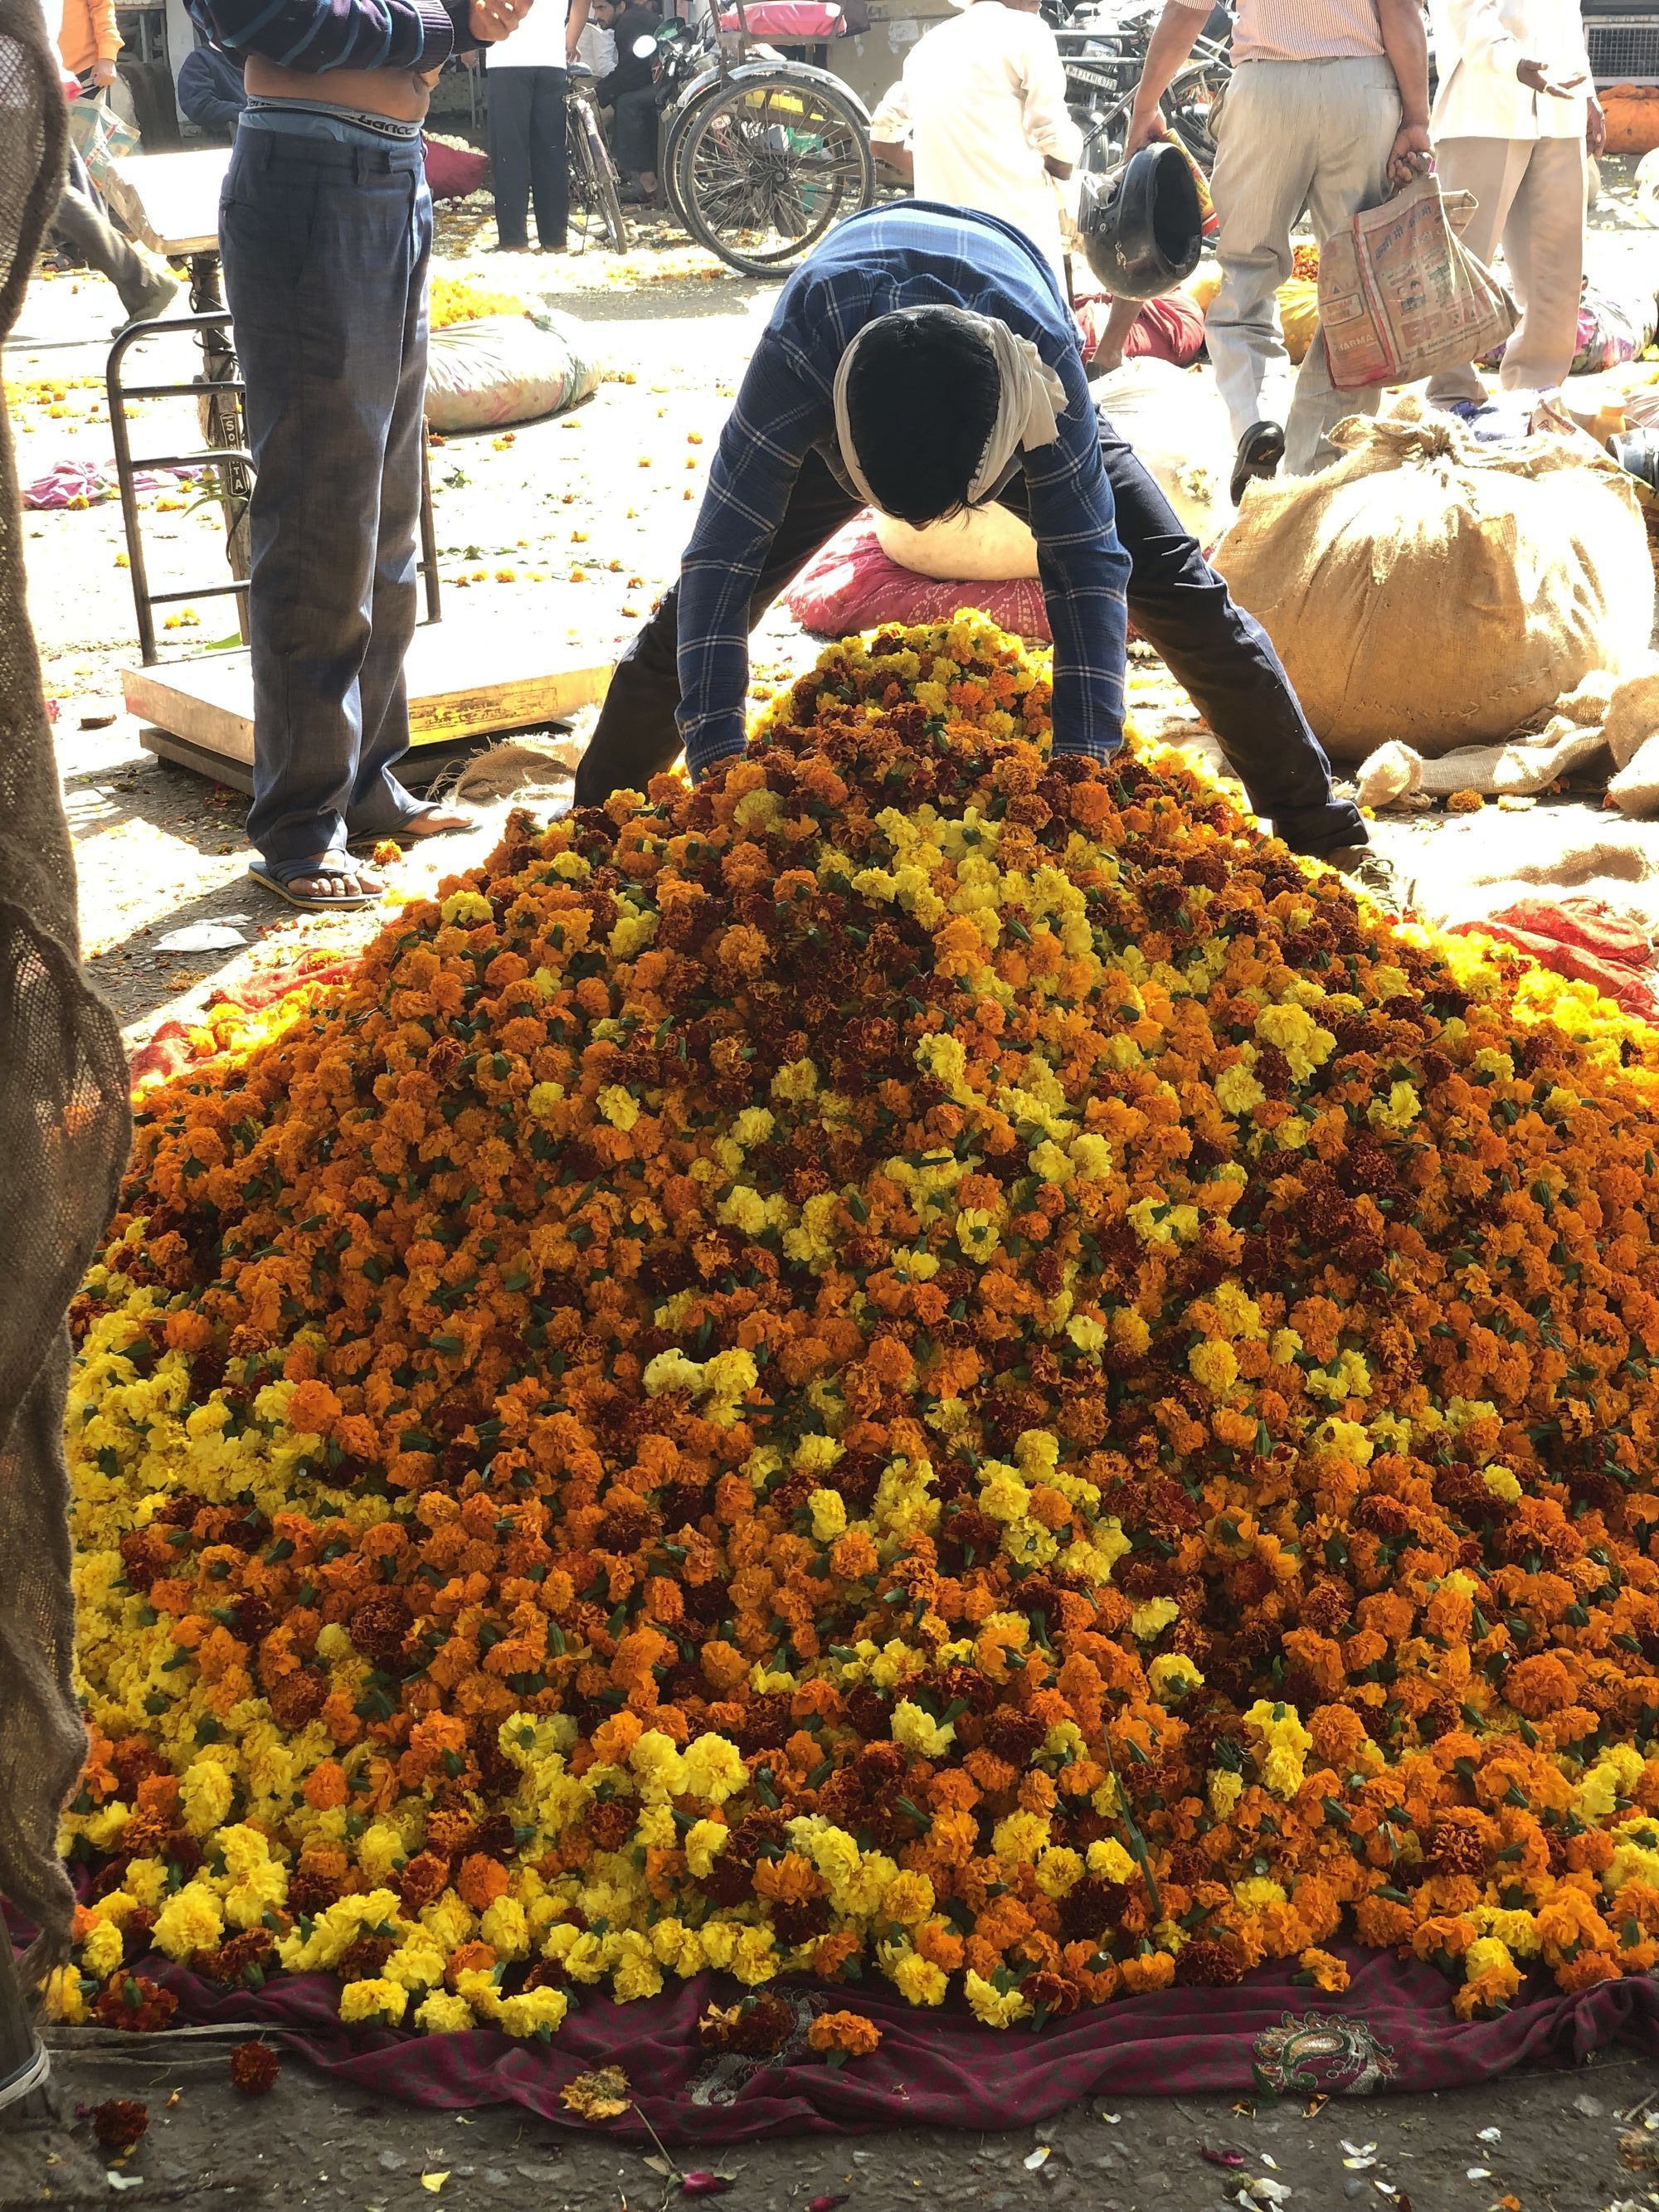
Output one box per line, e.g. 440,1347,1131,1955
229,2041,281,2096
91,2098,149,2153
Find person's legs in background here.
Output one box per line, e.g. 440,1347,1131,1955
345,159,437,842
611,84,660,196
52,144,178,323
1287,54,1399,473
1085,294,1145,375
1422,139,1523,405
528,66,570,250
1204,64,1315,480
1496,137,1586,390
222,131,431,897
575,451,861,803
489,68,536,248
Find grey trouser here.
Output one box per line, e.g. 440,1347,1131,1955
1426,135,1586,401
1205,55,1401,474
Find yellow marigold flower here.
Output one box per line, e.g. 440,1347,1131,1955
178,1760,234,1837
338,1977,409,2025
643,1349,703,1397
1367,1079,1422,1131
806,1487,847,1544
891,1699,955,1759
41,1967,89,2024
956,1207,1000,1260
991,1811,1050,1863
1149,1651,1204,1700
1130,1597,1180,1641
439,889,492,926
1034,1846,1083,1898
1215,1061,1266,1116
683,1734,747,1803
889,1949,948,2006
964,1970,1031,2028
81,1918,126,1977
528,1081,564,1121
1188,1339,1238,1396
1086,1838,1136,1883
884,1871,937,1925
152,1880,226,1961
597,1084,640,1131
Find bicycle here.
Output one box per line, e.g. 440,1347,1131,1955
567,66,631,254
641,0,874,277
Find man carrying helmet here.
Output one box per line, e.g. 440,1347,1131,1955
1123,0,1433,493
577,201,1386,887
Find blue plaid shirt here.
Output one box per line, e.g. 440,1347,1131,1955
678,202,1130,779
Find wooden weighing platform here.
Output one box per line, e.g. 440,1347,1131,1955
125,622,611,793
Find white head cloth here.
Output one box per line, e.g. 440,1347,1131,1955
830,307,1068,513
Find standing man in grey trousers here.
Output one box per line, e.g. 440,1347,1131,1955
1123,0,1433,494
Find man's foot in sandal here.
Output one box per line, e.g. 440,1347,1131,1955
249,857,383,910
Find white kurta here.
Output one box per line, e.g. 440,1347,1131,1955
870,2,1082,281
1429,0,1591,139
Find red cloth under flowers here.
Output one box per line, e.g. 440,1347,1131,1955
1450,896,1659,1021
127,953,355,1091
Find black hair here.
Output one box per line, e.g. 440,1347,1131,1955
844,309,1001,527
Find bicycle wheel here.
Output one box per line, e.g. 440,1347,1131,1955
662,89,710,228
581,100,630,252
568,95,630,252
1164,57,1228,174
678,72,873,277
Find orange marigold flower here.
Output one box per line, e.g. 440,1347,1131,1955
807,2010,882,2057
1297,1947,1350,1993
456,1853,510,1910
302,1760,349,1811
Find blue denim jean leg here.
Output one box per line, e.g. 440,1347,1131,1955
220,129,434,869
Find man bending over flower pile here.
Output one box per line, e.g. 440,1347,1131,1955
578,201,1385,887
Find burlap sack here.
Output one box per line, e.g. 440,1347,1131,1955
1610,733,1659,819
1214,400,1656,761
1604,664,1659,771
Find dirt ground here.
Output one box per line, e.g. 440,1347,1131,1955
2,2030,1659,2212
7,150,1659,2212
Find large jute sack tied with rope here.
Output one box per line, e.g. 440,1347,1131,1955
1214,399,1655,759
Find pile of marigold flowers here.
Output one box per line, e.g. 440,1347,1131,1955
56,618,1659,2045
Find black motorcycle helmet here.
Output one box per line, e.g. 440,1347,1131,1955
1078,143,1204,301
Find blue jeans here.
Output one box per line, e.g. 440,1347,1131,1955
579,407,1365,855
489,66,568,250
220,128,432,868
